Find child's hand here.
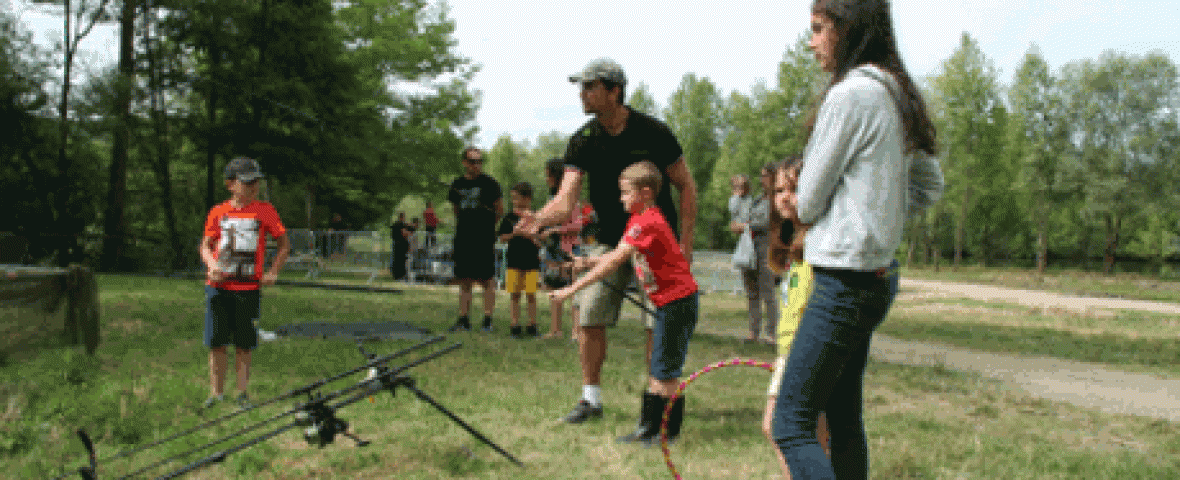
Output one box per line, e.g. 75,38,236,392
207,267,225,283
261,271,278,285
514,211,539,236
571,256,590,274
549,287,573,303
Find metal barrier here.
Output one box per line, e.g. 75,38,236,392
266,230,748,293
690,250,745,295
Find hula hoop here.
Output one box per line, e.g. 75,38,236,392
660,357,775,479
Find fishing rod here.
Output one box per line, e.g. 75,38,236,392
55,335,523,479
549,244,658,318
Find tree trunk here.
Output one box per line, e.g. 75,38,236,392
953,185,971,269
1103,214,1121,275
1035,196,1047,274
144,1,182,272
55,0,78,267
205,43,220,210
932,212,941,273
101,0,136,272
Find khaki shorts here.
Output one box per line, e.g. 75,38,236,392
766,355,788,397
577,244,655,330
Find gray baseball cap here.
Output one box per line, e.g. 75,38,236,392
224,156,264,182
568,58,627,86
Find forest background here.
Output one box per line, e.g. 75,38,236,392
3,0,1178,277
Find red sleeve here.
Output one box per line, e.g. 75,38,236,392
260,203,286,238
203,204,223,239
622,215,655,251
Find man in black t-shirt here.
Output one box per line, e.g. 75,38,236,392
446,147,503,333
389,212,411,280
517,58,698,429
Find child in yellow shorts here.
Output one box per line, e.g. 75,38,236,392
762,158,829,479
498,182,543,338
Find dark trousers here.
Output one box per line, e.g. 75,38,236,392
391,243,408,279
772,261,899,480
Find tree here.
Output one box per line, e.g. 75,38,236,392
628,82,658,116
929,32,1003,268
32,0,115,265
0,11,58,260
100,0,138,271
1060,51,1179,274
1008,45,1071,273
708,36,823,249
664,73,722,199
485,134,526,195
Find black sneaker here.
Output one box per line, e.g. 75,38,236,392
235,392,254,409
448,317,472,332
525,325,538,337
481,316,494,333
561,400,603,424
510,325,523,339
201,394,224,410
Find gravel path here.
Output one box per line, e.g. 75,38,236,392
872,278,1180,423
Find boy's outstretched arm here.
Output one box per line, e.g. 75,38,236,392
550,242,636,303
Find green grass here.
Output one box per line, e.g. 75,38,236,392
878,313,1180,377
901,264,1180,303
2,275,1178,479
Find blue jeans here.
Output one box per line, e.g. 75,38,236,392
650,292,699,380
772,261,899,480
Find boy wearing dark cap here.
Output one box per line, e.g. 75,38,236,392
198,157,290,409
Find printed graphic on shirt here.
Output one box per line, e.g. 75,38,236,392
456,187,483,211
217,216,260,281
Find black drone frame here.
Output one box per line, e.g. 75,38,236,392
55,335,522,480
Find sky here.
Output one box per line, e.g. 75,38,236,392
10,0,1180,149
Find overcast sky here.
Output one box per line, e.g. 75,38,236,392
11,0,1180,149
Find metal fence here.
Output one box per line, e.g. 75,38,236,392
263,230,748,293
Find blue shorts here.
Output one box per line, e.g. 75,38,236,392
204,286,260,350
650,292,699,380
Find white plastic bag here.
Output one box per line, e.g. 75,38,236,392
731,228,756,270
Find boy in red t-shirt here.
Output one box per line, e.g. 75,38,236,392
551,161,699,446
198,157,290,410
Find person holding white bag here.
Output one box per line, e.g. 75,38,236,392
729,163,778,345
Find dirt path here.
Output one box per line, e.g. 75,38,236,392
873,278,1180,423
901,278,1180,316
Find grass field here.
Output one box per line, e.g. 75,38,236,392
1,275,1178,479
901,264,1180,303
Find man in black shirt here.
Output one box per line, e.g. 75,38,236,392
446,147,503,332
517,58,698,428
389,212,411,280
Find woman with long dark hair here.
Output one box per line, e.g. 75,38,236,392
771,1,944,478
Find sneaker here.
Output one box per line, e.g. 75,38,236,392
481,316,494,333
525,325,538,337
235,392,254,409
560,400,603,424
448,317,472,333
509,325,523,339
202,394,224,410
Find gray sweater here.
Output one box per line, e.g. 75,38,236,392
797,65,944,270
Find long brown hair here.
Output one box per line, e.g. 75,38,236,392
767,157,803,274
804,0,937,157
